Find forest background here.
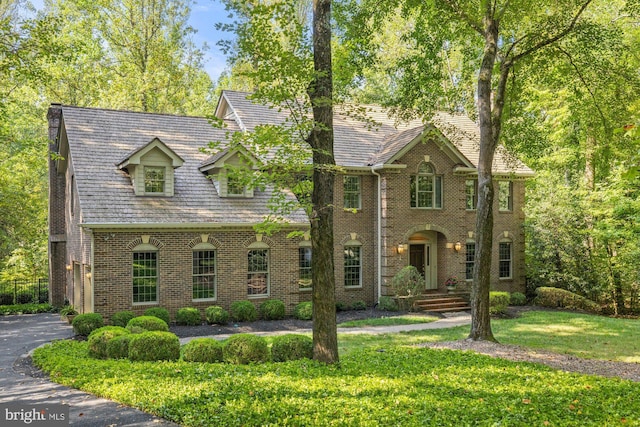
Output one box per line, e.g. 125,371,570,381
1,0,638,313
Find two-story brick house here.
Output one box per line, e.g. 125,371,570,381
47,90,533,320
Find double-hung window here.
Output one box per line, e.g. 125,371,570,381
499,242,512,279
343,176,361,210
344,245,362,287
298,247,312,289
144,166,165,194
132,251,158,303
465,179,477,210
410,162,442,208
247,249,269,296
499,181,513,212
465,242,475,280
193,250,216,300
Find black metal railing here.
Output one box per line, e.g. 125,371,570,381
0,279,49,305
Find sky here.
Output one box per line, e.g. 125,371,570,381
26,0,234,82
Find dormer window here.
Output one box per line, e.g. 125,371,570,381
144,166,166,193
199,145,260,198
117,138,184,197
227,174,246,196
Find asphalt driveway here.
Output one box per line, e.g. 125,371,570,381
0,313,178,426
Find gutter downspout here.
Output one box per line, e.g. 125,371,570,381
371,164,384,305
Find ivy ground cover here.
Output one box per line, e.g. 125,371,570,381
33,338,638,426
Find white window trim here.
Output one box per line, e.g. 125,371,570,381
343,175,362,210
498,181,513,212
192,248,217,302
247,247,270,298
344,241,363,288
132,250,159,305
498,240,513,279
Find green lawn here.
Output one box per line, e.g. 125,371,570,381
32,310,640,426
337,314,438,328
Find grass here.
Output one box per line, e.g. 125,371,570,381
32,310,640,426
337,314,438,328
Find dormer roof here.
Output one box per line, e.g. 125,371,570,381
117,137,184,170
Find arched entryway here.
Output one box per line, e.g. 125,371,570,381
407,231,439,290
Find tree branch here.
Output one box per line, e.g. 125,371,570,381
440,0,483,35
509,0,594,65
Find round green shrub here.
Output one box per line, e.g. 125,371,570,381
205,306,229,325
271,334,313,362
106,334,132,359
489,291,511,315
510,292,527,306
534,287,600,313
377,296,399,312
230,300,258,322
260,299,286,320
293,301,312,320
126,315,168,333
111,310,136,327
143,307,171,325
176,307,202,326
391,266,424,296
182,338,224,363
128,331,180,361
352,300,367,311
16,292,33,304
222,333,270,364
335,302,348,312
88,326,129,359
72,313,104,336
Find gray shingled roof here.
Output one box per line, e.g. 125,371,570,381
61,106,309,227
220,90,533,175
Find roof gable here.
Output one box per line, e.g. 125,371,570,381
117,137,184,170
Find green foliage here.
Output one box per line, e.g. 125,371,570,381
271,334,313,362
293,301,312,320
205,306,229,325
222,333,270,365
72,313,104,336
377,296,399,312
391,266,424,297
338,315,437,328
143,307,171,325
87,326,129,359
259,299,286,320
31,316,640,427
106,334,132,360
182,338,224,363
535,287,600,313
335,301,348,312
126,316,169,333
15,292,33,304
510,292,528,306
128,331,180,362
110,310,135,327
229,301,258,322
59,305,78,316
0,303,53,315
176,308,202,326
489,292,510,315
352,300,367,311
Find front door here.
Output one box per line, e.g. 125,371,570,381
409,243,437,290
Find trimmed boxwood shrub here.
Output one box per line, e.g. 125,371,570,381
143,307,171,325
88,326,129,359
0,293,13,305
72,313,104,336
534,287,600,313
16,292,33,305
335,302,348,312
176,307,202,326
106,334,132,359
352,300,367,311
126,315,168,333
377,296,399,312
271,334,313,362
293,302,312,320
182,338,224,363
111,310,136,327
489,292,511,315
128,331,180,361
230,301,258,322
223,333,270,365
260,299,286,320
205,306,229,325
510,292,527,306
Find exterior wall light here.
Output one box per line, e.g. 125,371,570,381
66,264,73,271
397,244,408,255
454,242,462,252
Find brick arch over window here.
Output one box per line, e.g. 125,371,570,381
401,224,451,242
339,233,367,246
187,234,221,249
126,236,165,251
242,235,275,248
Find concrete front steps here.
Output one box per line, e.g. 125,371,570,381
414,293,471,313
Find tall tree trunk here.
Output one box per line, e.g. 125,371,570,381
469,14,499,342
308,0,338,364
